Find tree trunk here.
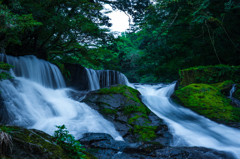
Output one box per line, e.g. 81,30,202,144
0,33,5,54
0,40,5,54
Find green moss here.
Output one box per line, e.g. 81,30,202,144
210,80,234,90
0,125,96,159
97,85,157,142
100,108,117,115
123,104,151,115
133,125,157,141
128,114,148,125
175,84,240,122
97,85,151,115
97,85,139,102
0,125,69,158
233,84,240,99
179,65,240,87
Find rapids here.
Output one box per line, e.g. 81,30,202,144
134,83,240,158
1,53,240,158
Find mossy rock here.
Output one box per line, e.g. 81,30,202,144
82,85,172,144
210,80,234,96
173,84,240,123
0,125,96,159
179,65,240,87
233,84,240,100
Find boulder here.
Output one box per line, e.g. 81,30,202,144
79,133,235,159
0,125,95,159
171,83,240,128
179,65,240,87
63,63,89,90
233,84,240,100
82,85,172,145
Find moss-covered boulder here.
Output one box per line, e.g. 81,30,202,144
172,84,240,124
0,125,95,159
233,84,240,100
179,65,240,87
82,85,172,145
210,80,234,96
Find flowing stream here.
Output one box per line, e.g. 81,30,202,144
1,54,240,158
0,54,123,140
134,83,240,158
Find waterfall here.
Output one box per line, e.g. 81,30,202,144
0,54,122,140
230,84,236,98
134,83,240,158
85,68,130,90
85,68,100,90
0,54,65,89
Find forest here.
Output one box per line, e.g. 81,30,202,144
1,0,240,158
1,0,239,83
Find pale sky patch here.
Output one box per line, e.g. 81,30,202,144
103,4,130,33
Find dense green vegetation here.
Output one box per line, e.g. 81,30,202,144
1,0,239,83
179,65,240,87
107,0,240,82
0,62,13,80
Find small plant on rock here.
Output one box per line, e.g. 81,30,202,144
53,125,86,159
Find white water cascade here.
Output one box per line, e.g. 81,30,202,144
1,53,240,157
134,83,240,158
85,68,130,90
0,54,122,140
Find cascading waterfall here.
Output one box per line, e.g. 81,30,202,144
0,54,65,89
134,83,240,158
2,53,240,158
0,54,122,140
85,68,130,90
230,84,236,98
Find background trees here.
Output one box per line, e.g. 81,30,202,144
1,0,239,83
110,0,240,82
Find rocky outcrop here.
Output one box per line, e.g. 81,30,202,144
171,83,240,129
179,65,240,87
79,133,235,159
82,85,172,145
63,63,89,90
0,125,95,159
233,84,240,100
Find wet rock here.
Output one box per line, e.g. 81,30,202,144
80,133,234,159
0,125,96,159
63,63,89,90
82,85,172,145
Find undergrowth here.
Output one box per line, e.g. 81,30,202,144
53,125,86,159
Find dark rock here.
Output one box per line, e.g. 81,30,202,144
0,125,96,159
82,85,172,145
80,133,234,159
154,147,235,159
63,63,89,90
1,125,70,159
65,89,89,102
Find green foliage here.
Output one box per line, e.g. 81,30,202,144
106,0,240,83
175,83,240,123
0,62,14,70
0,125,17,134
179,65,240,87
0,62,14,81
53,125,86,159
